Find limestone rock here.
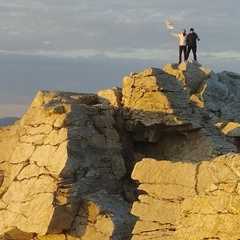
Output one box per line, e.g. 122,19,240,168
121,64,236,160
162,61,240,124
131,154,240,239
190,70,240,123
70,190,135,240
217,122,240,137
163,60,213,94
2,229,34,240
0,90,127,237
122,66,199,140
97,86,122,108
0,61,240,239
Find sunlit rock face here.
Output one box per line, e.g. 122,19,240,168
0,61,240,239
131,154,240,240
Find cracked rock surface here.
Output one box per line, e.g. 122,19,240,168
1,61,240,239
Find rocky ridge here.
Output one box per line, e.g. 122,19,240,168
0,60,240,239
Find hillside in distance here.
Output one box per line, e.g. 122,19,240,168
0,117,19,127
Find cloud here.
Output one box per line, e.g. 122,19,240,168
0,53,164,104
44,40,50,46
0,0,240,117
0,0,238,60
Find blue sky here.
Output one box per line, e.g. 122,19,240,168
0,0,240,118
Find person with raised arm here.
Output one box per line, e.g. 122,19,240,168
168,28,187,64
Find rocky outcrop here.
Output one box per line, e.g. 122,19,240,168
131,154,240,240
122,61,237,163
70,190,135,240
0,61,240,239
0,91,129,239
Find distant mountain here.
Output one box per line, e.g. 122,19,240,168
0,117,20,127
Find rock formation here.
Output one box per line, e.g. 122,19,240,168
0,60,240,239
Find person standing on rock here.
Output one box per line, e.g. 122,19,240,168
186,28,200,62
168,28,187,64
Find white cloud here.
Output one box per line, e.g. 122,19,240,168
0,0,240,117
0,0,238,57
44,40,50,46
200,51,240,60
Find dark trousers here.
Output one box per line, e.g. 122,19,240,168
179,45,187,63
187,45,197,61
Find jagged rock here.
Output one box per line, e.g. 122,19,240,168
217,122,240,137
163,60,213,94
121,63,236,160
153,127,236,162
97,86,122,108
162,61,240,123
2,229,34,240
0,90,127,237
216,71,240,121
189,70,240,124
131,153,240,239
216,122,240,150
122,66,201,142
70,190,135,240
0,61,240,239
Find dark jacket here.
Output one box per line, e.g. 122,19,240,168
186,32,199,47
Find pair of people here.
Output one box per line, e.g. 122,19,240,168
169,28,200,63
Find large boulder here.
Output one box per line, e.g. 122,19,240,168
131,153,240,240
121,64,237,160
0,90,127,238
122,67,200,142
163,60,213,94
69,190,135,240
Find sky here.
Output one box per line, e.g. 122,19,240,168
0,0,240,118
